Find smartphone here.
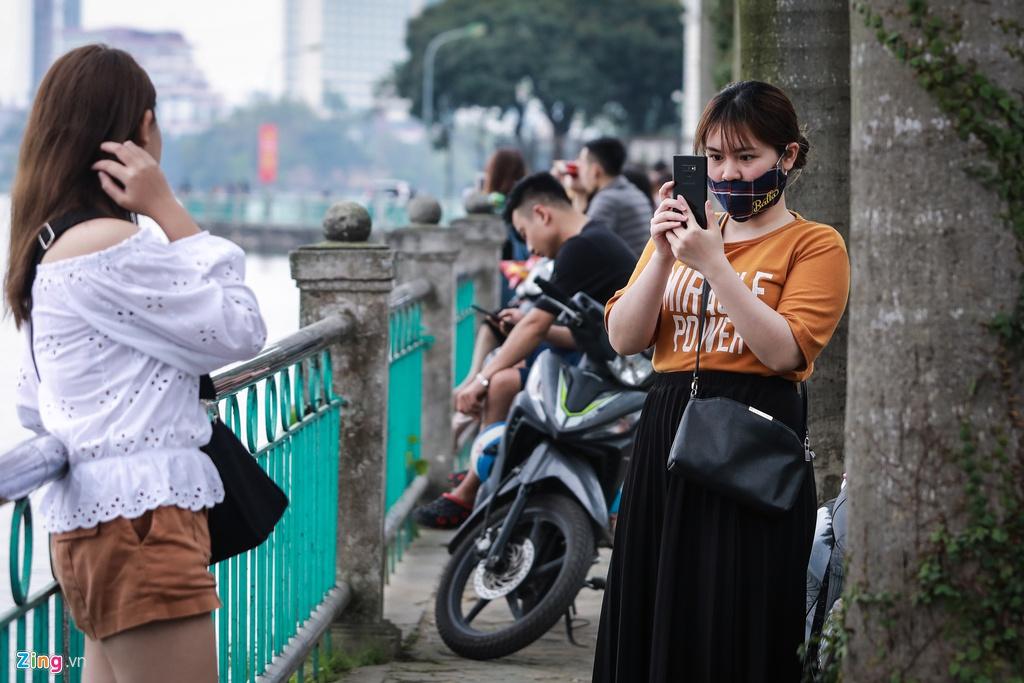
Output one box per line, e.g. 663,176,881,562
672,155,708,229
471,304,501,322
473,304,512,341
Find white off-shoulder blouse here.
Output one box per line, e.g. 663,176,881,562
15,228,267,533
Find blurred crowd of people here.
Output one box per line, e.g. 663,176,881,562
415,135,658,528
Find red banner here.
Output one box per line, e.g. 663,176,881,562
258,123,279,184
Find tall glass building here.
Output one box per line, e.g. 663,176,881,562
284,0,431,112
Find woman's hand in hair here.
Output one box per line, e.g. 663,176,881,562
92,141,176,218
660,199,726,275
92,141,199,241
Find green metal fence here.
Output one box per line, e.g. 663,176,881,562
385,288,432,571
211,346,341,682
453,275,477,471
1,501,84,683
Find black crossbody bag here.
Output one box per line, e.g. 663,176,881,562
30,211,286,564
666,279,813,514
197,376,287,565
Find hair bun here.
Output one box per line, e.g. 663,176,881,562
793,134,810,169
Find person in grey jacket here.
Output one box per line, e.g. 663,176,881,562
575,137,653,258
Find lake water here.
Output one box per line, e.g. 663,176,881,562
0,194,299,614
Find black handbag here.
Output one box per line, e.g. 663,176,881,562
666,280,813,514
198,375,288,565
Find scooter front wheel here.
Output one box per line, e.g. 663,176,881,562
435,493,595,660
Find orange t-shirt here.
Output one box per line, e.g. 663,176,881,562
604,212,850,382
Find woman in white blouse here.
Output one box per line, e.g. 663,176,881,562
4,46,266,682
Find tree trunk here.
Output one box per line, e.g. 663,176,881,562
736,0,850,501
845,1,1022,679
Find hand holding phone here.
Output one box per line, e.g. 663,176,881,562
497,308,525,327
471,304,501,322
473,304,518,341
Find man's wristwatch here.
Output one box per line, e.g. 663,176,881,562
475,373,490,388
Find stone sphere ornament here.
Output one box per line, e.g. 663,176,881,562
407,195,443,225
323,201,372,242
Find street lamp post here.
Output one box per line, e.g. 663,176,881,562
422,22,487,135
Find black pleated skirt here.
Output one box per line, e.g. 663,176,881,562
593,370,816,683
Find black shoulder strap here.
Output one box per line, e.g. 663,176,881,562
32,209,109,267
690,213,729,398
28,209,109,381
690,215,811,446
199,374,217,401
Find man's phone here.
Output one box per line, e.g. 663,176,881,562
473,304,512,342
471,304,501,322
673,155,708,229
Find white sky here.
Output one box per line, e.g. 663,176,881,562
1,0,284,106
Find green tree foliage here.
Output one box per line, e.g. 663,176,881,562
393,0,683,154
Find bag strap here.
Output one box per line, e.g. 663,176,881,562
690,279,710,399
688,214,729,399
689,243,811,451
32,210,109,267
199,374,217,401
27,209,110,381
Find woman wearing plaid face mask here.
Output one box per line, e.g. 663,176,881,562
594,80,850,682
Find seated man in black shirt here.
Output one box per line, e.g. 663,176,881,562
414,172,637,529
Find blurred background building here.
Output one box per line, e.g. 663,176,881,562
284,0,435,112
1,0,690,202
32,0,80,97
61,27,222,135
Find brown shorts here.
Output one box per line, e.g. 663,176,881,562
50,505,221,640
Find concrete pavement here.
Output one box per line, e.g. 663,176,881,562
339,528,609,682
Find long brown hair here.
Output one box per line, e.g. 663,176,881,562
5,44,156,327
694,81,809,169
483,148,528,196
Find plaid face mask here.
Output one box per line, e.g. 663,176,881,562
707,154,787,222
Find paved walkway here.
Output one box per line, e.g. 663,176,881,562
340,528,609,682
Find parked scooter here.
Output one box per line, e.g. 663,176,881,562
435,279,653,660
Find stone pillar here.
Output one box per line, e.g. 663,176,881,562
289,201,401,652
385,196,460,496
448,192,507,312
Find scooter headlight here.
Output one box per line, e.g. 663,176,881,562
525,362,545,411
607,351,654,388
590,409,643,439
